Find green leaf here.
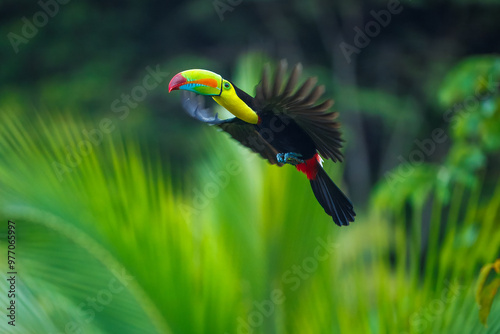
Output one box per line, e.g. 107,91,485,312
438,55,500,108
476,260,500,326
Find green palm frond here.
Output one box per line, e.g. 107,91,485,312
1,89,499,334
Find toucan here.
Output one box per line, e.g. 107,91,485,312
168,61,355,226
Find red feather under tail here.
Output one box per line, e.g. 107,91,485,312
296,153,323,180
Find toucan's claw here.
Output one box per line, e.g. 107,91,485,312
277,152,304,165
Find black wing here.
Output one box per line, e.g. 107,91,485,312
255,60,344,162
179,91,282,165
218,119,283,165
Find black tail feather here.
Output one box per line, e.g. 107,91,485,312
310,167,355,226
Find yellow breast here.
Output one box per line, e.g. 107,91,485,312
212,84,259,124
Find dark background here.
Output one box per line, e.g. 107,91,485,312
2,0,500,206
1,1,500,333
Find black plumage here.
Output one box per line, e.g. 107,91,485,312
178,61,355,226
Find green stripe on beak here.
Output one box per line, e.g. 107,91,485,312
168,69,222,96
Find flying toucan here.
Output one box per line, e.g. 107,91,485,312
168,61,355,226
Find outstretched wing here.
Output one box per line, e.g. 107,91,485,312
218,119,282,165
255,60,344,162
179,91,282,165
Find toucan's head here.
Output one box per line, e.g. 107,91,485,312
169,69,260,124
168,69,223,96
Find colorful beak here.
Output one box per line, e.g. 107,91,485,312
168,69,222,96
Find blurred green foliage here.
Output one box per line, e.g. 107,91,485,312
477,259,500,326
0,53,499,333
1,0,500,333
1,0,500,193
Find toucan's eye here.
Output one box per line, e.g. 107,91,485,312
224,82,231,90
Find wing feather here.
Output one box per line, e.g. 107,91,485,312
217,119,282,165
272,60,287,97
281,63,301,98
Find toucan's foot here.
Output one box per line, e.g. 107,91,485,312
277,152,304,165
